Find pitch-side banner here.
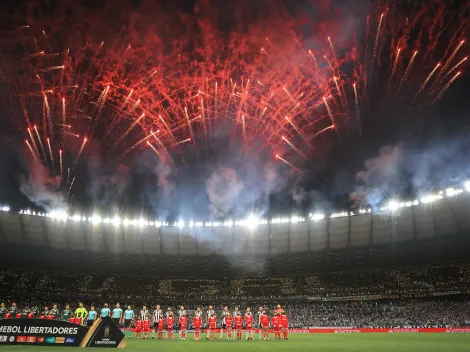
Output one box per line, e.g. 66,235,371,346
0,317,125,347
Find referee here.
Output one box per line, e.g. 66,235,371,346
124,306,134,338
112,303,123,327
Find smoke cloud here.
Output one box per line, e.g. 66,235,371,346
351,136,470,208
206,167,244,218
19,159,65,212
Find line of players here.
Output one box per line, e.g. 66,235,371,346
1,302,289,341
124,304,289,341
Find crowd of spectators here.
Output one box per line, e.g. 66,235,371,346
1,262,468,301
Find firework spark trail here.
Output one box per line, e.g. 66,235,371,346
353,83,360,119
33,125,47,161
59,149,63,179
147,141,161,157
435,56,467,88
241,115,247,145
68,176,75,196
39,65,64,73
61,98,67,146
390,48,401,82
119,133,158,161
46,137,55,170
103,96,141,143
276,154,303,173
64,131,80,138
113,113,146,147
25,140,39,163
282,135,305,158
200,98,207,141
312,125,335,139
184,107,195,144
94,85,109,128
27,128,39,157
158,114,176,142
327,37,339,73
171,138,191,147
67,168,70,186
438,40,465,79
433,71,461,104
43,95,52,136
397,51,418,94
72,137,87,169
370,13,385,80
284,116,309,146
333,76,348,117
322,97,337,127
415,63,441,98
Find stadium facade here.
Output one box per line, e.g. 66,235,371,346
0,191,469,277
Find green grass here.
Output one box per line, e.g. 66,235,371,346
3,333,470,352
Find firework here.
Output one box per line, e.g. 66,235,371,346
433,72,462,104
282,136,305,159
46,137,55,170
147,141,160,157
59,149,63,178
275,154,303,174
25,140,38,163
72,137,87,169
0,1,465,181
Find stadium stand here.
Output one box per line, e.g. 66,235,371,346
0,192,469,328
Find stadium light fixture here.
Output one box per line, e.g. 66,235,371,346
112,217,121,226
177,220,184,228
91,215,102,224
72,214,81,222
0,206,10,212
387,200,401,212
244,214,260,229
464,181,470,192
420,194,443,204
445,187,463,197
189,221,194,227
311,213,325,221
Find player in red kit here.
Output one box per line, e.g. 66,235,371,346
179,313,188,340
234,313,243,339
225,313,233,340
135,317,143,339
272,313,281,340
275,304,284,315
245,308,254,340
260,311,270,340
143,317,150,339
281,312,289,340
166,313,174,339
157,316,164,339
208,313,217,340
193,314,202,340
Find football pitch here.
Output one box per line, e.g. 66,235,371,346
3,333,470,352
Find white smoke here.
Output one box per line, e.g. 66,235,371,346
19,158,65,212
206,167,244,218
351,144,404,207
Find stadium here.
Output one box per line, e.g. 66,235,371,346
0,0,470,351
